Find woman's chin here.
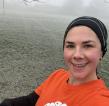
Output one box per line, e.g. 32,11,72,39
69,69,88,80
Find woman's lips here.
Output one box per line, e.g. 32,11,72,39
71,62,88,70
73,63,87,67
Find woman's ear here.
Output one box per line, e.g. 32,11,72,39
99,57,102,61
100,51,103,59
99,52,103,61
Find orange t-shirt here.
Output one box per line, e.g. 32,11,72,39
35,68,109,106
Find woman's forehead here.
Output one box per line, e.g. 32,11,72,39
65,26,101,43
67,26,96,34
66,26,97,38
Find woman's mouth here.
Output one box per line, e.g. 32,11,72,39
72,62,88,70
73,63,87,67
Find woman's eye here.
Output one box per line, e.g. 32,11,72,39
66,45,75,48
84,44,93,48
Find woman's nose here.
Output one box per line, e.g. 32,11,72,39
73,47,84,59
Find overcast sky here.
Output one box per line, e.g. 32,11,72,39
0,0,109,20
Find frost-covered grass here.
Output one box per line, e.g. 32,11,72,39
0,13,109,101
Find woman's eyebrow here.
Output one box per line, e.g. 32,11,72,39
65,40,95,44
65,41,74,44
83,40,95,44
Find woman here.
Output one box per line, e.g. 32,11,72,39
0,16,109,106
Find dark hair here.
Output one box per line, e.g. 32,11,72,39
63,16,108,57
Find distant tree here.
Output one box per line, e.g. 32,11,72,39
3,0,4,9
22,0,47,5
23,0,39,5
23,0,39,3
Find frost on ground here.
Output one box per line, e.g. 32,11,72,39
0,14,109,101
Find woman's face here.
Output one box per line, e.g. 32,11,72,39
64,26,102,83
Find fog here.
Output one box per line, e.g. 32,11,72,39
0,0,109,101
0,0,109,19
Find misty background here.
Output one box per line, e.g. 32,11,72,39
0,0,109,101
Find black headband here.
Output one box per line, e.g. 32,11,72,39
64,16,108,57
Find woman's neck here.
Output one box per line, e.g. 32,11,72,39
68,75,98,85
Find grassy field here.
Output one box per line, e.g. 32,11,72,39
0,13,109,101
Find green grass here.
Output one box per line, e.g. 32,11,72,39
0,13,109,101
99,70,109,87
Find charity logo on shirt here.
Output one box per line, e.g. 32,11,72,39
44,101,67,106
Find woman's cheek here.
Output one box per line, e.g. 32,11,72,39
87,50,101,62
64,50,72,60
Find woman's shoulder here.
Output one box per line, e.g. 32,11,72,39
49,68,68,79
99,88,109,98
95,87,109,105
52,68,68,74
91,88,109,105
42,68,68,84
